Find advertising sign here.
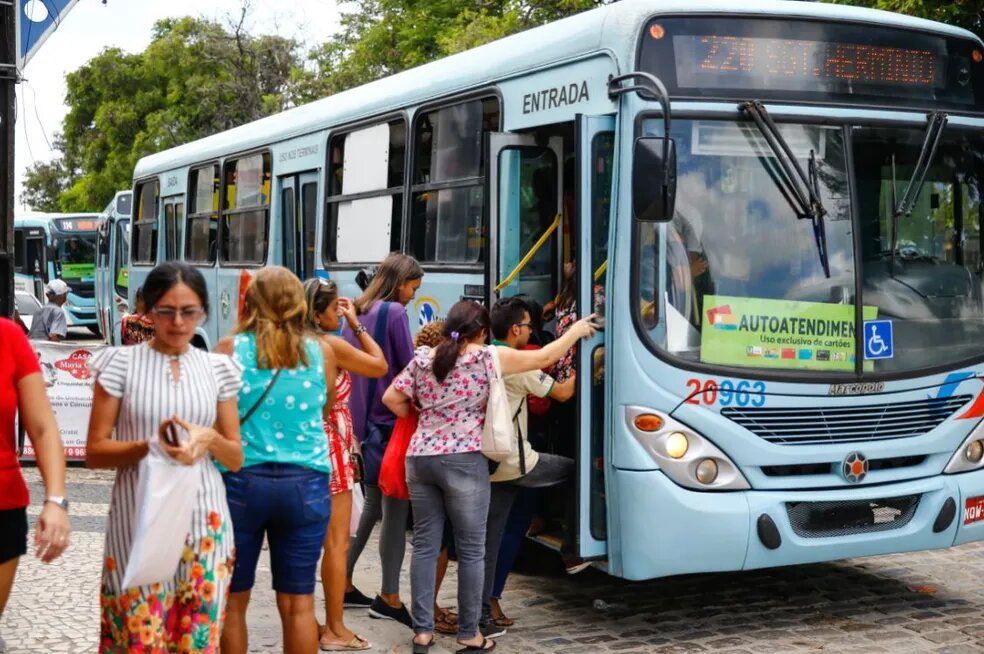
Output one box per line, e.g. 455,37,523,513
19,341,104,461
700,295,877,371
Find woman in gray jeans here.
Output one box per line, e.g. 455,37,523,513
383,301,597,653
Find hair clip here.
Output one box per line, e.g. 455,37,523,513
450,331,460,342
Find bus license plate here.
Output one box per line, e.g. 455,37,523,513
963,496,984,524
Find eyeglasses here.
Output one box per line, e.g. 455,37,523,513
514,322,533,330
151,307,205,321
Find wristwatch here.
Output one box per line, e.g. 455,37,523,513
45,496,69,511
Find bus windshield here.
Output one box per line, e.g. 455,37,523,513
55,234,98,281
636,119,984,377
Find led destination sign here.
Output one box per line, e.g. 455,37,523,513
639,17,984,110
676,36,941,90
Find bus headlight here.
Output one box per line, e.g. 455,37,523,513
945,423,984,474
695,459,718,484
625,406,750,491
665,432,689,459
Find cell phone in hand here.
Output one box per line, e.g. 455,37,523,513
162,420,180,447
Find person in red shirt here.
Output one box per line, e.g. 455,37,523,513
0,317,71,648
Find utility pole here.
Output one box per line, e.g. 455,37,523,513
0,0,14,318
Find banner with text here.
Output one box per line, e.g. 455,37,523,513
701,295,876,371
19,341,104,461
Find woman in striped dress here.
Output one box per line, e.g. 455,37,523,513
304,278,387,651
86,262,244,653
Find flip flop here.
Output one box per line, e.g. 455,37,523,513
456,637,496,653
412,636,436,654
319,634,371,651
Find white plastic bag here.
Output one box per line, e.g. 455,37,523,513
350,484,365,537
121,443,201,589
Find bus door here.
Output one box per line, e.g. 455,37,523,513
277,171,319,281
488,133,563,309
575,114,615,560
16,227,47,300
95,219,112,339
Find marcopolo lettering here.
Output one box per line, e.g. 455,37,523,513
828,382,885,396
523,81,590,114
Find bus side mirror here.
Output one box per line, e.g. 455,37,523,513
633,137,677,222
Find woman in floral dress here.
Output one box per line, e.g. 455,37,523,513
86,263,244,653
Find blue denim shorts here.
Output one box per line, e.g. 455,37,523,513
224,463,331,595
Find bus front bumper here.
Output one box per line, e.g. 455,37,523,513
613,468,984,581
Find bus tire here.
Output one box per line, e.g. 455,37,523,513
87,324,102,338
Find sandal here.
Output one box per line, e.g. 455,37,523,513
319,634,371,651
456,637,496,653
435,607,459,635
412,635,435,654
488,600,513,627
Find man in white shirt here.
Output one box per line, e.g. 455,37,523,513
481,297,584,636
27,280,69,342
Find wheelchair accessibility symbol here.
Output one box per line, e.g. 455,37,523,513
863,320,894,360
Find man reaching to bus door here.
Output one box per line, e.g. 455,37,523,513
481,297,587,636
27,280,69,342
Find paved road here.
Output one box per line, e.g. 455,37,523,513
3,467,984,653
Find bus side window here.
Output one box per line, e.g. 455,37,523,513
187,164,220,264
409,98,500,264
222,153,271,265
133,179,160,265
325,119,405,264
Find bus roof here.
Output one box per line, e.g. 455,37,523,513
15,212,103,221
133,0,982,179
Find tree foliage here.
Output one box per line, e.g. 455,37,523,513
25,14,302,212
20,158,68,212
831,0,983,40
26,0,607,211
296,0,604,101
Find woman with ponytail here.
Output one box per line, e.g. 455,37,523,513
382,300,598,654
217,267,338,654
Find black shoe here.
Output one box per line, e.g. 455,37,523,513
343,587,373,608
368,595,413,628
480,622,506,639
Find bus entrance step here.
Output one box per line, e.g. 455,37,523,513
529,532,563,551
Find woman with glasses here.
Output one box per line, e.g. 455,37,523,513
303,278,387,652
218,267,337,654
86,262,244,652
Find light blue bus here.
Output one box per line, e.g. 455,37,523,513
94,191,133,343
14,212,103,334
121,0,984,580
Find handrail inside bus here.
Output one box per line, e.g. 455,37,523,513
495,213,561,292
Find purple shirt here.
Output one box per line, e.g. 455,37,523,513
345,300,414,441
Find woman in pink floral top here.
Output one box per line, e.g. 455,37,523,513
384,301,597,654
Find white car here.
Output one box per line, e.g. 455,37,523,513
15,291,43,331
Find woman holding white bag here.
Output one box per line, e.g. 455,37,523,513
86,262,244,653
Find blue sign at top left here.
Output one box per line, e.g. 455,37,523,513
18,0,81,69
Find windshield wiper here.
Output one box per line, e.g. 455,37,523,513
890,111,948,275
739,100,830,278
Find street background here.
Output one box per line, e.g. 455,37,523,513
5,461,984,652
